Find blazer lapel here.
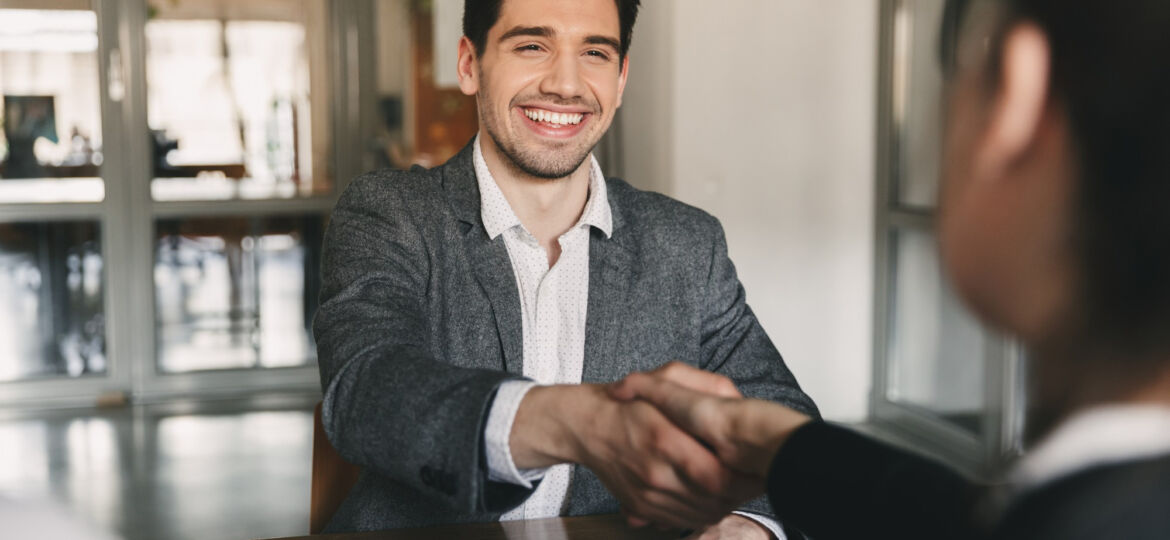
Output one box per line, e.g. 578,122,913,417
442,141,524,376
465,234,524,375
581,225,636,384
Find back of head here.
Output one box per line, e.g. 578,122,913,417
999,0,1170,361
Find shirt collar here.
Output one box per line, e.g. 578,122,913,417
473,135,613,241
1011,404,1170,492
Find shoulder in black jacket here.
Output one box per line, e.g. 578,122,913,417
767,422,1170,540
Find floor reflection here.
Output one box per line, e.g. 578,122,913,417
0,398,314,540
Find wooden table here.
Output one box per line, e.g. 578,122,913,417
259,514,680,540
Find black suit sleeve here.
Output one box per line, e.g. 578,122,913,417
767,422,985,540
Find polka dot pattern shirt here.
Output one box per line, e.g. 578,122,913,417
475,137,611,521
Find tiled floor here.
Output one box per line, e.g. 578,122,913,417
0,394,318,540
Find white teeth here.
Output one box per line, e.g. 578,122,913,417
524,108,584,126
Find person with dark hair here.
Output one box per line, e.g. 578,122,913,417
314,0,816,537
613,1,1170,539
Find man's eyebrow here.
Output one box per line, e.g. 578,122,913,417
584,35,621,52
498,26,554,42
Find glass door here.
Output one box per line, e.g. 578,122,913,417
0,0,131,406
0,0,373,407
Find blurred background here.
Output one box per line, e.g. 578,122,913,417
0,0,1022,539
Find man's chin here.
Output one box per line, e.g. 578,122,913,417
515,160,587,180
507,147,593,180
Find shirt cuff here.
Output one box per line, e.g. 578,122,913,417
484,380,550,487
732,511,787,540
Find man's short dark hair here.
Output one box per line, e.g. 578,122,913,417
462,0,641,62
971,0,1170,358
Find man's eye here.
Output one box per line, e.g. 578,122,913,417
517,44,542,52
586,50,611,60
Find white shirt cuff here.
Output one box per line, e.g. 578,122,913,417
484,380,550,487
732,511,787,540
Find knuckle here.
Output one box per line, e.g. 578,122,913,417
642,466,672,492
693,399,719,423
717,379,739,396
689,462,726,493
646,424,672,449
653,432,681,456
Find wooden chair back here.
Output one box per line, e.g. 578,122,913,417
311,402,363,534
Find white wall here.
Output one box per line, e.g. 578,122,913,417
621,0,878,421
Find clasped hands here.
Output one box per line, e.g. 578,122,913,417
510,363,810,535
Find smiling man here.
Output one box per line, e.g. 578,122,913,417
313,0,818,537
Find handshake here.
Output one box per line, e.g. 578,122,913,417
512,362,813,533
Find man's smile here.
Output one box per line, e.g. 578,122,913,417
522,107,585,126
517,106,592,139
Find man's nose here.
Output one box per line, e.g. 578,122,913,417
539,51,585,100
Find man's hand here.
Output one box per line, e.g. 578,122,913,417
510,383,761,530
609,362,813,478
685,514,775,540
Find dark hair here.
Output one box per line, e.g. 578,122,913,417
462,0,641,62
983,1,1170,356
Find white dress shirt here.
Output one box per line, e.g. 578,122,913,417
474,137,784,537
1011,404,1170,493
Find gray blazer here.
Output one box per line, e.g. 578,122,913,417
314,142,819,532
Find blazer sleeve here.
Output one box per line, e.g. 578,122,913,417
697,219,821,519
767,422,985,540
313,173,533,514
698,220,819,417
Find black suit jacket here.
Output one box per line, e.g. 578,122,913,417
767,422,1170,540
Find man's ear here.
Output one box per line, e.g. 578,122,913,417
975,23,1051,180
457,36,479,96
615,55,630,109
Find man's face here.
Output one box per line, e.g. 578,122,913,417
459,0,628,179
938,7,1076,341
938,11,1026,333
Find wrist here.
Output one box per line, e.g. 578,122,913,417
734,400,812,477
510,384,596,468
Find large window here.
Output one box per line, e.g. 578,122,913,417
872,0,1026,476
0,0,366,408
